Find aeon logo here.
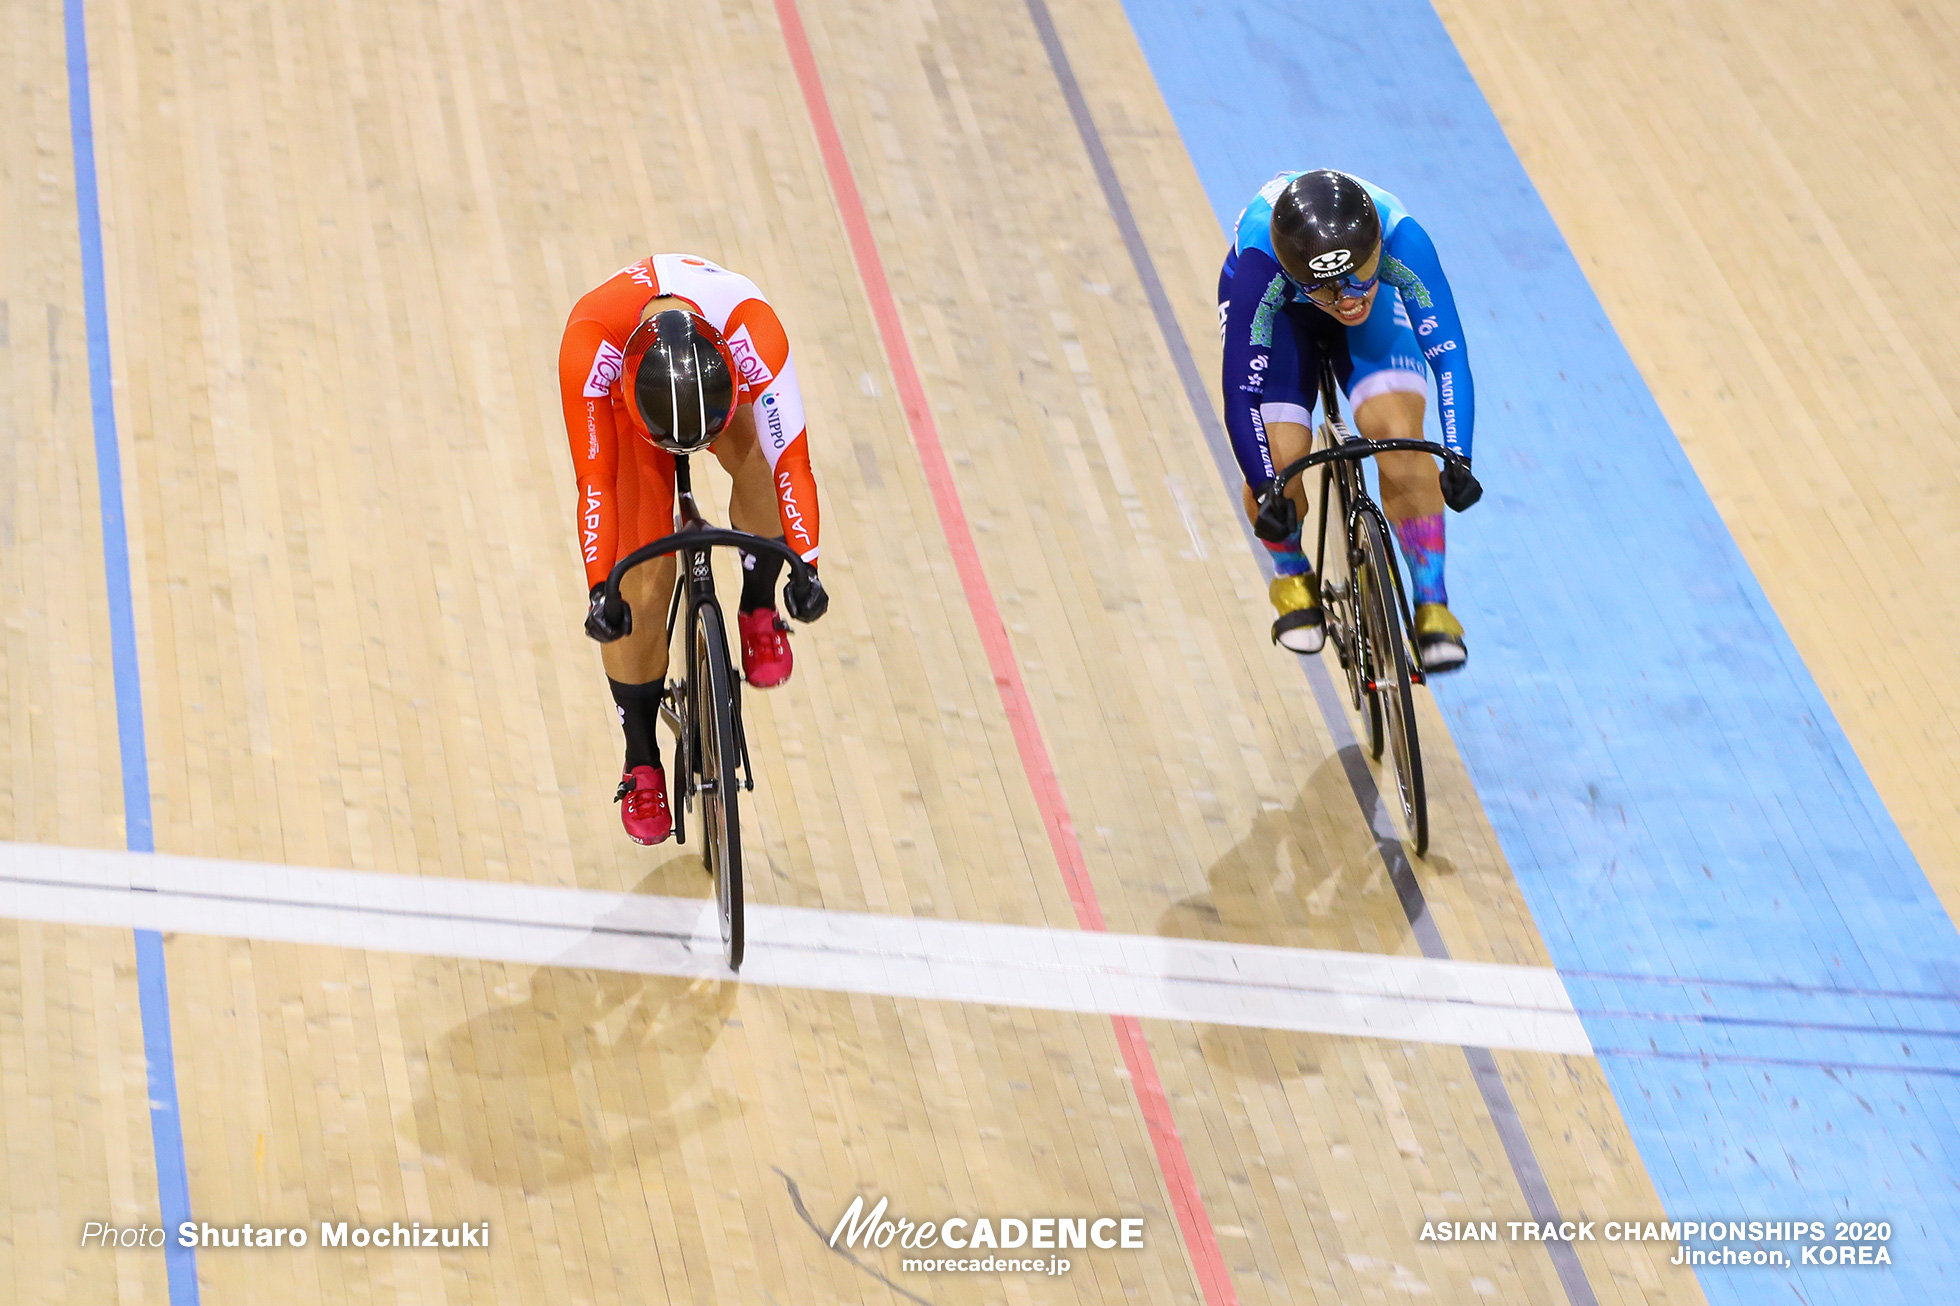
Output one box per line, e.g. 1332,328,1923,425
1306,249,1354,276
582,340,624,398
726,324,773,389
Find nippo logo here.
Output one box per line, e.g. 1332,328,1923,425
1307,249,1354,276
582,340,625,398
761,392,789,451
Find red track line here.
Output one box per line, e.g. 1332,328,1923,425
770,2,1236,1302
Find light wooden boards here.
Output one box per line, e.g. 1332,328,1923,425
1,4,167,1303
0,0,1733,1299
1435,0,1960,917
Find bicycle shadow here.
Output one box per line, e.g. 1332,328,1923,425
404,853,743,1189
1155,746,1457,1082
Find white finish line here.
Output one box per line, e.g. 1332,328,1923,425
0,842,1590,1055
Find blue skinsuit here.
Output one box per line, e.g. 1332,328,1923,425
1218,172,1475,487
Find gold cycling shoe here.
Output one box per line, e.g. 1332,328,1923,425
1270,574,1326,654
1413,602,1467,674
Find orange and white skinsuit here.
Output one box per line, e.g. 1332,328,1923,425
557,254,821,591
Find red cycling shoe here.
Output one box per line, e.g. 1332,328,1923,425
615,766,673,845
739,607,794,688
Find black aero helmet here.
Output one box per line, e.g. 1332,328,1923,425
620,308,737,453
1270,170,1381,286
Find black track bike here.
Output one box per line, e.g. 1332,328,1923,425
1271,357,1472,856
601,454,822,970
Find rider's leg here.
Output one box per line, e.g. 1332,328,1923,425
604,435,679,687
1243,418,1326,652
1346,290,1466,672
712,408,788,608
1239,304,1326,653
1354,389,1465,671
1354,391,1447,607
712,404,796,688
603,447,677,843
1239,418,1315,529
600,553,678,688
713,406,782,541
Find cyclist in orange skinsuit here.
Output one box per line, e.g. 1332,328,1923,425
558,254,825,845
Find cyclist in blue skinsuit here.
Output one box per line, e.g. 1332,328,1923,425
1219,170,1482,671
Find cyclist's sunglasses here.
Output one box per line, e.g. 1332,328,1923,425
1301,245,1384,304
1304,270,1380,304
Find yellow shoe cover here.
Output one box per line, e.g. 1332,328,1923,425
1413,603,1467,672
1270,575,1325,653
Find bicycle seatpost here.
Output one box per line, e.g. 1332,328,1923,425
672,452,703,528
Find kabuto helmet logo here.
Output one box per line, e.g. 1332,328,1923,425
1307,249,1354,276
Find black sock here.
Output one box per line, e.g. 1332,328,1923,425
609,678,664,771
739,537,788,613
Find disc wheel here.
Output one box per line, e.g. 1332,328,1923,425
692,603,744,969
1355,510,1428,855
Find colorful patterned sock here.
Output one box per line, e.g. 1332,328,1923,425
1263,528,1311,578
1392,514,1448,607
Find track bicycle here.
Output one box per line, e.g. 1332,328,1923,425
1271,356,1472,857
602,453,823,970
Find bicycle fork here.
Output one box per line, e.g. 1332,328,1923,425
730,677,756,794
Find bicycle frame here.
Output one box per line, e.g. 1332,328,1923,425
1277,360,1470,688
602,454,819,799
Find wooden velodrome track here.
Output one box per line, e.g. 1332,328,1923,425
4,0,1955,1300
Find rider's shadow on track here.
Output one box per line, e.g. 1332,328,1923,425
1156,747,1457,1080
404,854,743,1189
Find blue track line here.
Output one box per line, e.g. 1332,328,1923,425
63,1,200,1300
1116,0,1960,1301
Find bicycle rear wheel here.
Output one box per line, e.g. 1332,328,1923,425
1355,510,1428,855
692,603,744,969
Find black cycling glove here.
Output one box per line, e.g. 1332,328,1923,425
1253,479,1301,542
1440,460,1483,513
784,569,830,623
584,583,632,643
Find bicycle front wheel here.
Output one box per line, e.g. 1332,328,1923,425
1318,466,1384,752
1355,511,1428,855
692,603,744,969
